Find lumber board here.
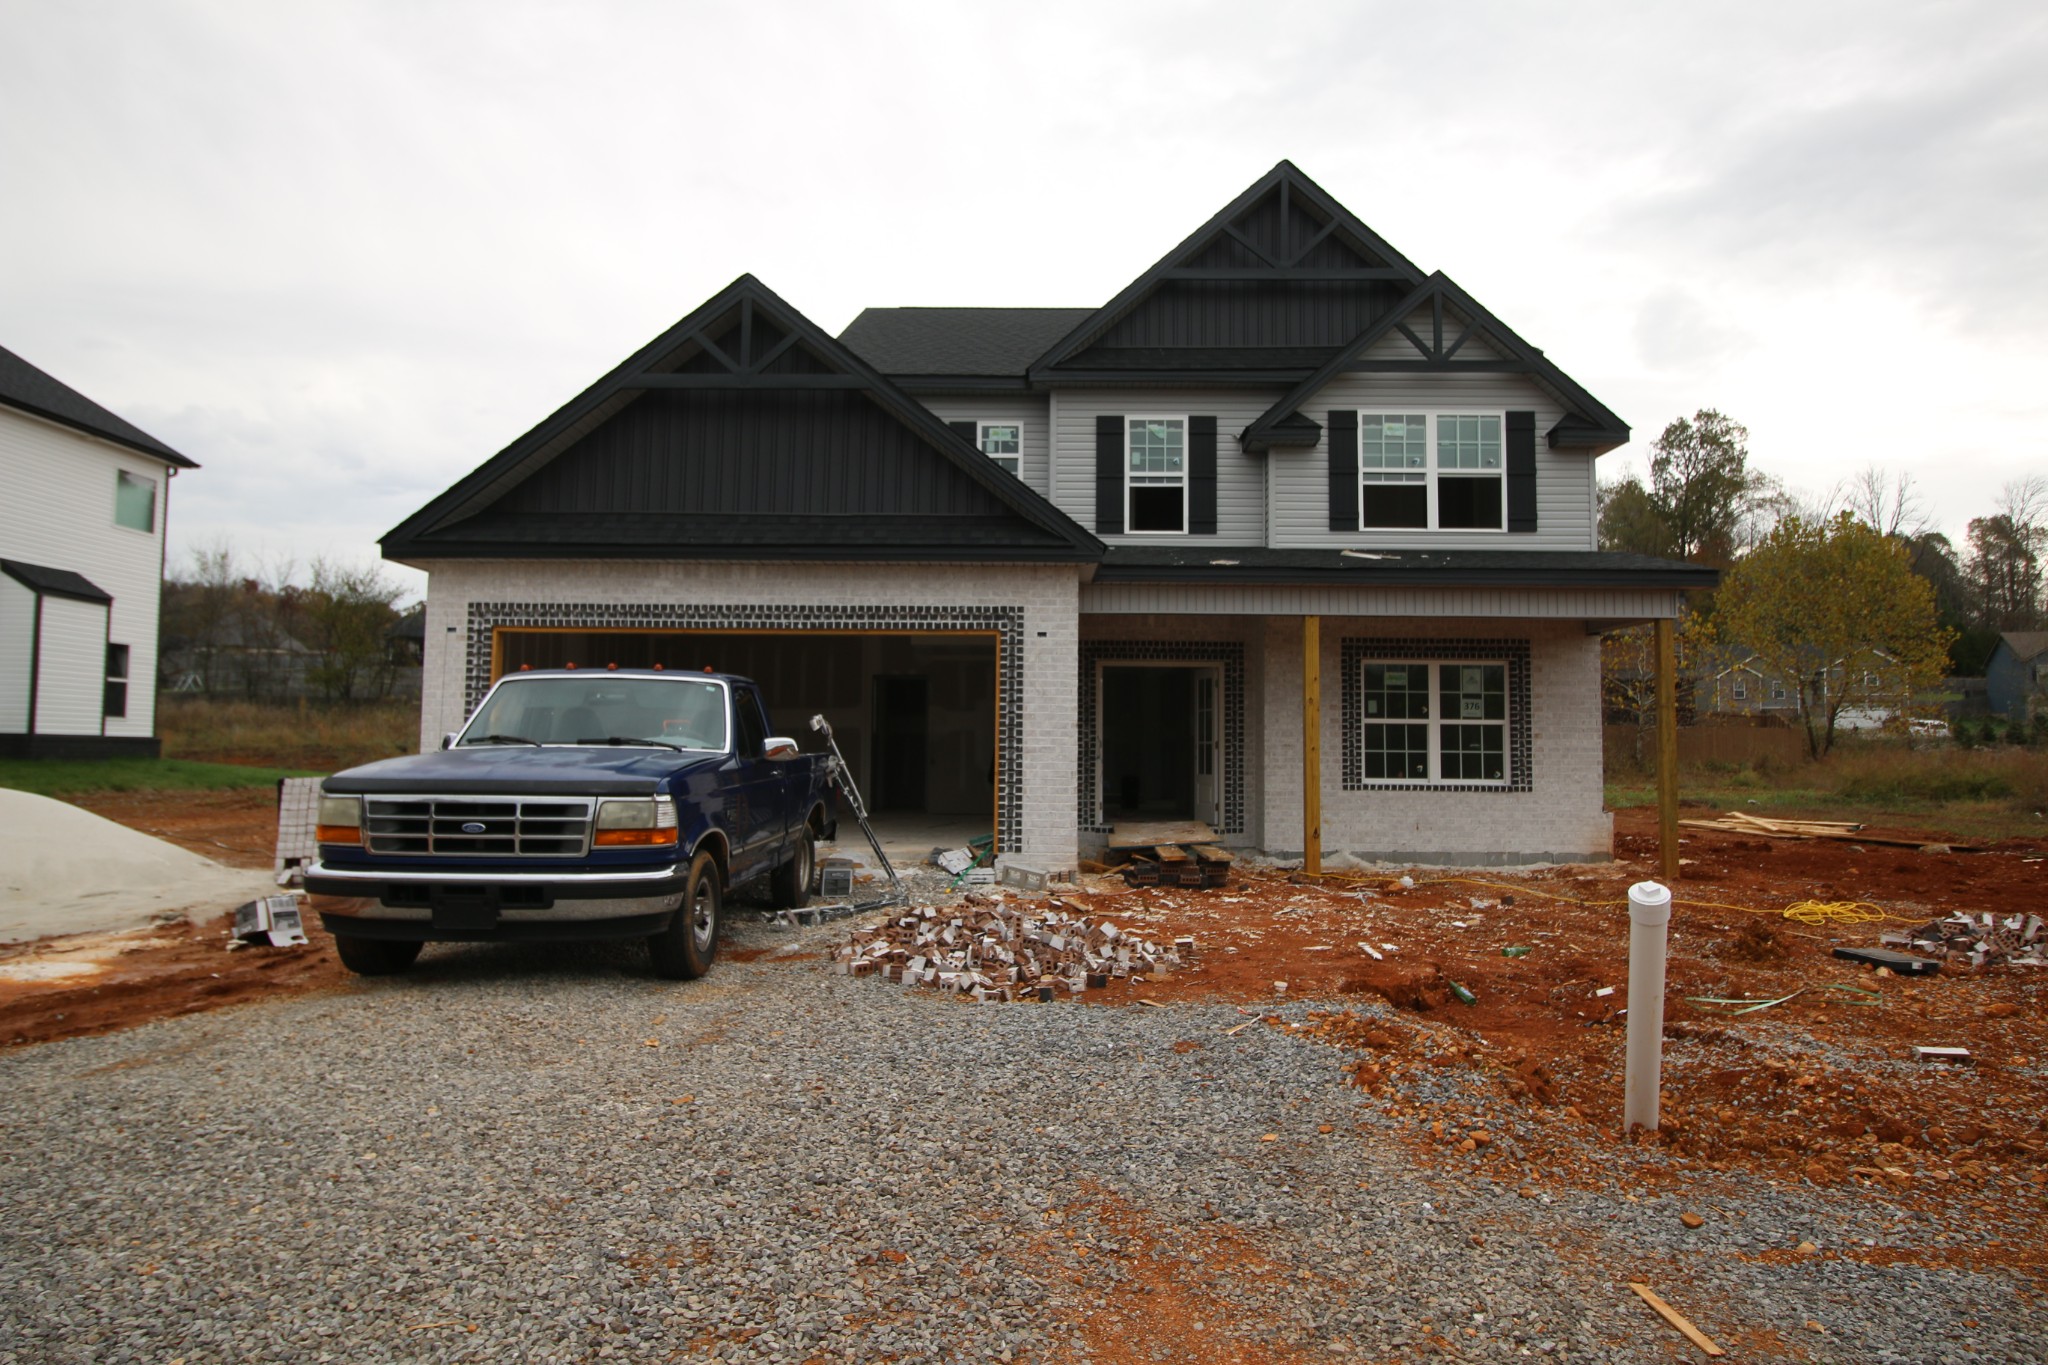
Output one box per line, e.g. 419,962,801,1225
1680,819,1978,853
1627,1281,1725,1357
1107,821,1216,849
1153,845,1192,862
1188,844,1235,864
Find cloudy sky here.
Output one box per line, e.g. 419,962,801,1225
4,0,2042,600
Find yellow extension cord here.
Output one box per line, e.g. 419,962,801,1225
1295,869,1913,927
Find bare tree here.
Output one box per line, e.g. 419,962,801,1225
1842,466,1932,539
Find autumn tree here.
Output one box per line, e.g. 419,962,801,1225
1598,409,1781,564
1712,513,1954,758
298,558,407,702
1963,476,2047,632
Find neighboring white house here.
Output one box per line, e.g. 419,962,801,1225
0,343,197,757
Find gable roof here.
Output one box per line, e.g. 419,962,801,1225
1996,631,2048,662
0,343,195,467
1027,161,1427,384
383,275,1102,564
1,558,114,604
1239,273,1630,455
839,308,1094,381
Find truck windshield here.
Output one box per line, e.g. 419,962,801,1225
459,677,728,750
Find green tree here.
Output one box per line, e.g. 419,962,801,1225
298,558,407,703
1963,476,2046,632
1598,409,1779,564
1712,513,1955,758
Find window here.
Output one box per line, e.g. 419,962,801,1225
1732,678,1748,701
1126,417,1186,533
978,422,1021,477
104,643,130,718
1358,660,1508,784
1769,681,1787,701
115,470,156,532
1359,412,1503,531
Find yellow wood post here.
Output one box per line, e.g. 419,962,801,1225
1656,615,1680,880
1303,615,1322,875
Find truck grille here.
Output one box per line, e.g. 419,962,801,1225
362,796,595,857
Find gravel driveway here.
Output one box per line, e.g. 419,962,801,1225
1,914,2036,1363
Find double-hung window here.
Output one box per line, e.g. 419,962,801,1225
1126,417,1186,533
105,643,130,719
1358,660,1508,784
1359,412,1503,530
979,421,1022,477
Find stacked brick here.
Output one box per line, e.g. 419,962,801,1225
833,895,1194,1003
1884,913,2047,969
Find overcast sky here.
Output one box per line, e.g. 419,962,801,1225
4,0,2042,602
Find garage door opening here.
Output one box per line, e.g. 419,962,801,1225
492,629,998,846
1098,662,1221,827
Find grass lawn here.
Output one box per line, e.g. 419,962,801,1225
0,757,316,798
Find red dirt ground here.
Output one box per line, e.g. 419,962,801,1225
8,792,2048,1282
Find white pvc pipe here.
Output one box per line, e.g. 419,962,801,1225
1624,880,1673,1133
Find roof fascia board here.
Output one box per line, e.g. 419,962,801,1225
377,542,1101,565
1026,161,1427,381
0,397,198,468
1090,563,1721,589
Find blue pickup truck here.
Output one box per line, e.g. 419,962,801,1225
305,668,835,980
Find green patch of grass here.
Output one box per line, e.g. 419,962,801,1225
0,757,316,797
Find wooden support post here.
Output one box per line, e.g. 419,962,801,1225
1655,615,1680,880
1303,615,1322,875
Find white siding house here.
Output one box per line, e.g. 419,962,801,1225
0,343,196,758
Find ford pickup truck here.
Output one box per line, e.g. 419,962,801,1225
305,668,835,980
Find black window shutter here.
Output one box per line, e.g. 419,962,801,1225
1506,411,1537,533
948,419,978,446
1095,415,1124,534
1327,409,1358,532
1189,416,1218,535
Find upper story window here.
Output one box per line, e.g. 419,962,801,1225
979,422,1022,477
115,470,156,533
1359,412,1503,531
1127,417,1186,533
1732,677,1749,701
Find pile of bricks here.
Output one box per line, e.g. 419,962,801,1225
1884,912,2048,969
1119,844,1233,889
833,895,1194,1003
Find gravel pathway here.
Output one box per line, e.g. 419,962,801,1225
1,914,2038,1363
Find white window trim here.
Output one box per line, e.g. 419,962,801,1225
1124,414,1189,536
1356,657,1511,787
1357,409,1507,533
977,419,1024,478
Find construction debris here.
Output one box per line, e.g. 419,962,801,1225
1913,1046,1974,1065
229,894,308,948
1120,844,1234,889
1883,912,2048,969
1832,945,1941,976
1627,1281,1725,1357
832,895,1191,1002
1679,810,1980,852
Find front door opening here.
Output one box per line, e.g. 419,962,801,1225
1100,663,1222,827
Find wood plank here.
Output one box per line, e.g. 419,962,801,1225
1107,821,1217,850
1303,614,1322,876
1626,1282,1725,1357
1188,845,1235,863
1153,845,1193,862
1655,618,1679,881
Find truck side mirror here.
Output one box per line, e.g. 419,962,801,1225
442,732,457,749
763,736,799,760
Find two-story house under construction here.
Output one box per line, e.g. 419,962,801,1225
384,162,1714,867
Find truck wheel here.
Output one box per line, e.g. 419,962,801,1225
333,935,423,976
650,848,721,980
769,829,815,910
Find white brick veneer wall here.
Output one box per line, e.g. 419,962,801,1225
411,560,1084,865
1259,616,1609,863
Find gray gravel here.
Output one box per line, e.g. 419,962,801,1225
1,913,2039,1363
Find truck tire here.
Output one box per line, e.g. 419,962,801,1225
649,848,721,980
769,829,815,910
333,935,423,976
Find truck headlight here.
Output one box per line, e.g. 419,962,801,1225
317,794,362,845
594,797,678,847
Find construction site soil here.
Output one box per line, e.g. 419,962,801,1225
8,787,2048,1303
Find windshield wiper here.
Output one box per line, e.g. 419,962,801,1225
579,735,685,752
466,733,544,746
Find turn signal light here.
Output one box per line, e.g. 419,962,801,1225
594,826,679,847
316,824,362,845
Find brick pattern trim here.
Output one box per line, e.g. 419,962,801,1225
1340,637,1533,793
1076,640,1245,835
464,602,1025,851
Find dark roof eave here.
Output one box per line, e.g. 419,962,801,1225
380,539,1101,565
1,397,198,468
1090,563,1721,590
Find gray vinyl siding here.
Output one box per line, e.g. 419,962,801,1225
1050,388,1277,545
1080,582,1680,620
1271,371,1600,551
0,574,32,732
918,396,1052,500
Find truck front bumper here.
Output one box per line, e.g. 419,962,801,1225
305,859,690,941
